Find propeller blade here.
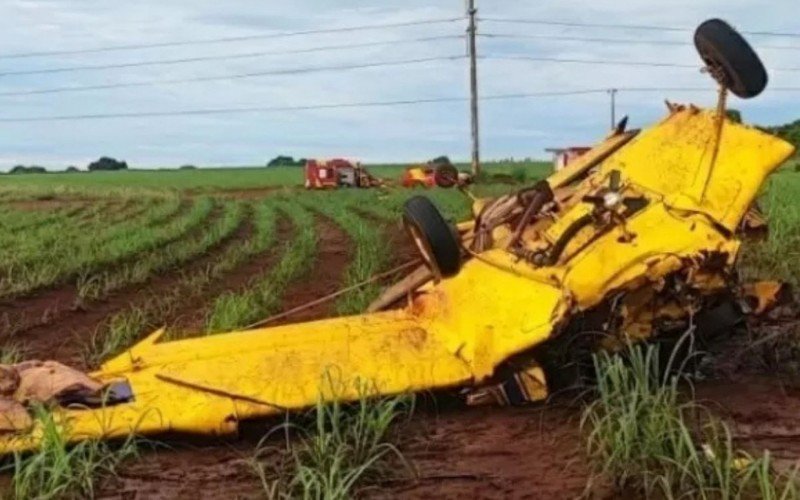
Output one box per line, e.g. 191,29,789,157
615,116,629,134
582,195,605,205
622,196,648,214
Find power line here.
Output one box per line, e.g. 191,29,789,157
0,92,581,123
0,35,464,77
0,17,466,60
484,54,695,69
4,52,798,100
484,54,800,72
7,34,796,85
479,17,800,38
4,87,800,123
481,33,687,46
480,33,800,51
0,90,613,123
0,55,466,97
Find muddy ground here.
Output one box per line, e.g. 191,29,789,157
2,198,800,499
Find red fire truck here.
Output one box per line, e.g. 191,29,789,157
304,159,382,189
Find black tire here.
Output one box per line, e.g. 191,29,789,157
434,163,459,188
403,196,461,278
694,19,767,98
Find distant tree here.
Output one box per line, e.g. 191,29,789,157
765,119,800,150
726,109,742,123
9,165,46,174
267,155,304,167
179,164,197,170
87,156,128,171
66,166,80,173
430,155,452,166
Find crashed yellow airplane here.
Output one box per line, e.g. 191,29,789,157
0,19,795,454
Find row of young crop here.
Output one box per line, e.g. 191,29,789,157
0,195,191,297
2,175,800,498
73,189,424,363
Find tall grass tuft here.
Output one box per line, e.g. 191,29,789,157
0,344,22,365
251,381,413,499
582,342,799,499
1,406,139,499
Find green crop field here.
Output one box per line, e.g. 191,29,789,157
1,161,799,499
0,160,551,195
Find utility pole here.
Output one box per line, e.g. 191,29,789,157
467,0,480,176
608,88,618,129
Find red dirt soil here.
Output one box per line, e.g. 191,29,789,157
0,198,199,343
168,212,294,331
0,202,246,366
697,376,800,472
94,213,354,499
5,207,800,499
372,404,598,499
269,212,352,325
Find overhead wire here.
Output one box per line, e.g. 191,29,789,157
1,14,798,125
483,54,696,69
0,55,467,97
0,90,611,122
482,54,800,72
0,17,466,60
4,87,800,123
479,17,800,38
0,35,465,77
479,33,800,51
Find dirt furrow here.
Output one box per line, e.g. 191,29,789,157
0,200,203,342
102,213,355,498
168,213,294,332
269,212,352,325
0,200,216,342
1,205,248,364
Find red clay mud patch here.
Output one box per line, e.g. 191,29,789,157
696,376,800,472
100,441,260,500
372,404,598,499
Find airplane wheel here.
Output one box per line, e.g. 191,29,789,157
694,18,767,98
434,164,459,188
403,196,461,279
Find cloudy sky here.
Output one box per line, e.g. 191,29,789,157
0,0,797,170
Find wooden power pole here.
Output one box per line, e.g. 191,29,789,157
467,0,480,176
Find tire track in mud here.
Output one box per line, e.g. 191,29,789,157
100,212,355,499
0,202,247,365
